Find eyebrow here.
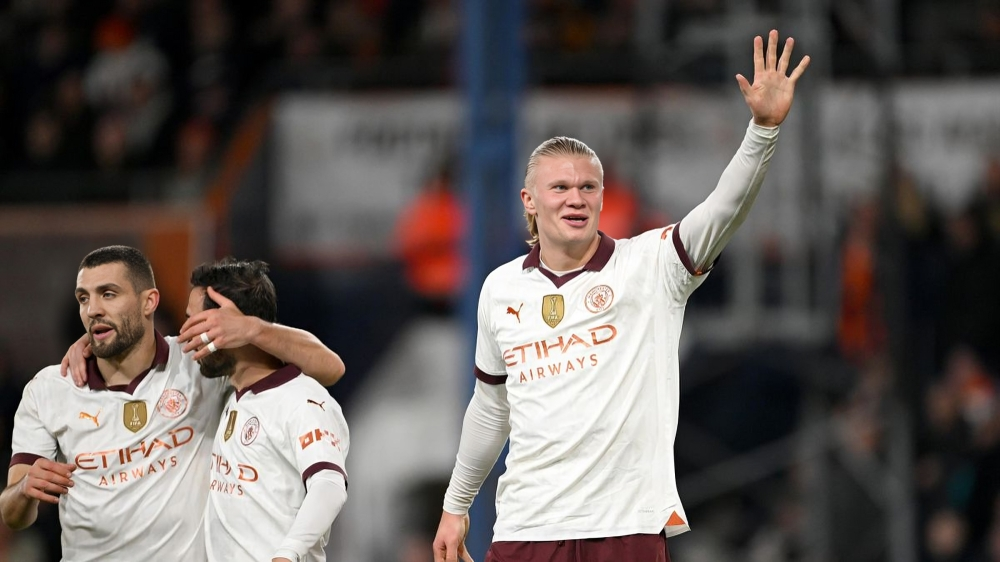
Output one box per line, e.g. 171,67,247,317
76,283,125,295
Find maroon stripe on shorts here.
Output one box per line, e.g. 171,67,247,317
486,533,669,562
475,367,507,385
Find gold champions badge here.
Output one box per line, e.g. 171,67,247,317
224,410,238,441
123,401,148,433
542,294,564,328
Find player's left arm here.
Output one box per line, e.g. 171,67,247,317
273,395,350,560
178,287,345,386
272,471,347,562
677,30,810,273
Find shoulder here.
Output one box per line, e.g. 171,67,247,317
281,376,346,419
26,364,77,391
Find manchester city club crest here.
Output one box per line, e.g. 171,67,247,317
585,285,614,313
123,401,147,433
542,294,564,328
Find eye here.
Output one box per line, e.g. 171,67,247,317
103,291,116,299
78,295,88,304
582,184,596,191
553,184,567,191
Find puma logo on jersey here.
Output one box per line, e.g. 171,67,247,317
79,409,101,427
307,399,325,410
506,303,523,323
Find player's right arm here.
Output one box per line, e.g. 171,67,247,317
434,380,510,562
0,460,75,530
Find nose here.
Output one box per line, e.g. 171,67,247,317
565,187,585,207
86,300,104,319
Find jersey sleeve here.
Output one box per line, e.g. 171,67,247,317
628,225,709,304
10,376,58,467
285,391,349,489
473,278,507,383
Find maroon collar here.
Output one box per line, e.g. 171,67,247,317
235,364,302,401
522,232,615,288
86,331,170,395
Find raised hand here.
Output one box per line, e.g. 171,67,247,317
178,286,262,361
735,29,810,128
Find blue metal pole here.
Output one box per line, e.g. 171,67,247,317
459,0,524,558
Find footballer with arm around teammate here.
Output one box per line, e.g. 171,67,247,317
433,30,809,562
188,258,349,562
0,245,344,561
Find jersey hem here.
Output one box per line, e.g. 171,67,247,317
492,523,690,542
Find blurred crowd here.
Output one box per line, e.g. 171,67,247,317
1,1,1000,562
834,157,1000,561
2,0,999,201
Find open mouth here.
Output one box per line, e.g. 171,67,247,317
90,324,116,341
563,214,589,226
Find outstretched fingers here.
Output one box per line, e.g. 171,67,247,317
789,54,811,83
777,37,793,74
735,73,752,97
753,35,764,76
766,29,778,71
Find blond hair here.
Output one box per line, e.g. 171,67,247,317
522,136,603,247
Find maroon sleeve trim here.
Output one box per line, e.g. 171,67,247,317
671,221,698,275
302,461,348,490
10,453,45,469
474,366,507,385
671,221,714,276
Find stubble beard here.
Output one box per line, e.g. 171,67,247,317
199,351,236,379
89,310,146,360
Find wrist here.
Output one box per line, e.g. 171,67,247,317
248,317,267,346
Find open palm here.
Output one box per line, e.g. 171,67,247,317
736,30,810,128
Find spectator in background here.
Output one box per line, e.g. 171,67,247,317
394,159,467,316
837,198,885,365
596,169,639,239
53,70,96,169
84,14,172,162
162,116,217,203
23,110,64,170
937,203,1000,372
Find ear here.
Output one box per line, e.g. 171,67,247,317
521,188,535,215
142,288,160,317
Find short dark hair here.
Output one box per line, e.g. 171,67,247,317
79,245,156,292
189,257,277,323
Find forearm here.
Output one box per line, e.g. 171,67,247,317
0,481,38,530
680,121,779,270
443,381,511,515
273,473,347,560
251,322,345,386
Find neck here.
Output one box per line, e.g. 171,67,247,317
96,329,157,387
538,234,601,272
230,348,284,391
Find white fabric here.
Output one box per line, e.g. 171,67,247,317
205,372,349,562
442,381,510,515
442,122,779,541
10,336,228,561
680,121,779,271
273,473,348,561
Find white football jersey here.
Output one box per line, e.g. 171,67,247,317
205,366,349,562
10,333,228,561
475,227,705,541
